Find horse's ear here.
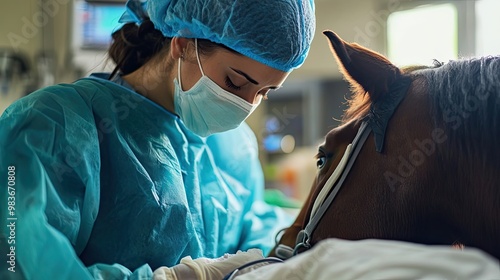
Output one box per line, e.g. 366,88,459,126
323,30,401,101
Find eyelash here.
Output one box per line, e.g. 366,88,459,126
225,77,270,100
225,77,241,90
314,150,333,161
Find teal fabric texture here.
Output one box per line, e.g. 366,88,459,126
0,75,290,279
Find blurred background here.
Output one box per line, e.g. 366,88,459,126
1,0,499,209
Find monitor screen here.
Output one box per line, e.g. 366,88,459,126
79,2,125,49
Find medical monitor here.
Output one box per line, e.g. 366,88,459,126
77,1,125,49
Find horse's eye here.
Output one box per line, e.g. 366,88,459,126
316,156,327,169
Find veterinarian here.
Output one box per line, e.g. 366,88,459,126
0,0,315,279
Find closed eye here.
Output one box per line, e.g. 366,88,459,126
225,77,241,90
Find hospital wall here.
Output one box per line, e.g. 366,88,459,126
0,0,75,112
0,0,75,80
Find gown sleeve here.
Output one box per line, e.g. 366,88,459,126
206,123,293,256
0,86,153,280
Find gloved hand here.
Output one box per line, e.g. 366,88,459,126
153,263,197,280
153,249,264,280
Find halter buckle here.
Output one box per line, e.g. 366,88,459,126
293,229,311,255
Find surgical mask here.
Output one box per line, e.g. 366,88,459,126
173,39,260,137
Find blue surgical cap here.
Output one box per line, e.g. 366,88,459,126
133,0,315,72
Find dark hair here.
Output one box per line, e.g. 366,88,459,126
109,19,167,77
108,19,237,78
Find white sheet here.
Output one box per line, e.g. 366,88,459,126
234,238,500,280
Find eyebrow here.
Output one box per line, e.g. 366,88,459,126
230,67,281,90
230,67,259,85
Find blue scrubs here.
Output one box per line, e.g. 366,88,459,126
0,75,290,279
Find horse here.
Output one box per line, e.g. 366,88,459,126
270,30,500,261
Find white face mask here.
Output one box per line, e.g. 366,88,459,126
173,39,260,137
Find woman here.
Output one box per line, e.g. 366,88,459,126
0,0,315,279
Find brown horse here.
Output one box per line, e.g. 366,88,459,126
270,30,500,261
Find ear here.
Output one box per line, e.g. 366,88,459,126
170,37,191,60
323,30,401,102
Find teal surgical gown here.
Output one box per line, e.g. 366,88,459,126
0,74,290,279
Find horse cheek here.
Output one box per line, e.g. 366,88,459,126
384,171,404,191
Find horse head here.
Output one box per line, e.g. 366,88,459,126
271,31,500,260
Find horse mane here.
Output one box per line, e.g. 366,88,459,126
341,86,371,123
344,55,500,141
421,56,500,167
343,54,500,188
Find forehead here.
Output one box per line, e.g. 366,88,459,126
322,127,342,149
321,121,359,150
